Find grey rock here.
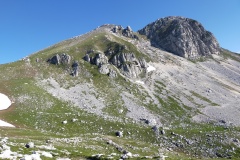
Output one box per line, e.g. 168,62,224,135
112,25,138,39
72,61,79,77
112,25,124,33
83,54,91,62
94,53,108,67
110,53,146,78
99,64,110,74
122,26,138,39
61,53,71,64
160,129,165,135
233,138,239,143
116,131,123,137
25,142,34,148
48,53,71,65
108,69,117,78
138,16,220,59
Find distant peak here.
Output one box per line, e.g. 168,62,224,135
138,16,220,59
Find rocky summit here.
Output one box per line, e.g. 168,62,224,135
138,16,220,59
0,17,240,159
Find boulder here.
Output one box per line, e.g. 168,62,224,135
83,54,91,62
93,53,108,67
108,69,117,78
62,120,67,124
99,64,110,74
25,142,34,148
61,53,71,64
116,131,123,137
72,61,79,77
48,53,71,65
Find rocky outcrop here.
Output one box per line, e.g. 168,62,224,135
83,46,147,78
47,53,81,77
112,25,138,39
110,53,147,78
48,53,71,65
138,16,220,59
93,53,108,67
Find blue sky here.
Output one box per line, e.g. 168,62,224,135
0,0,239,64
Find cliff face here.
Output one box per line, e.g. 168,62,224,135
138,16,220,59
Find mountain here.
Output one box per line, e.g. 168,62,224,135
0,17,240,159
138,16,220,59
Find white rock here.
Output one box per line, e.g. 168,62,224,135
62,120,67,124
72,118,78,122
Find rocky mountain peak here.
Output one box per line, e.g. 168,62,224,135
138,16,220,59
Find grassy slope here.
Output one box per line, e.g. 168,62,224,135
0,31,162,159
1,29,240,159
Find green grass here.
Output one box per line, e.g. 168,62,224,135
221,48,240,62
190,91,219,106
1,28,240,159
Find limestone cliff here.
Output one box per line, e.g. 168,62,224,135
138,16,220,59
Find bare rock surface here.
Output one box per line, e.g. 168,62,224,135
138,16,220,59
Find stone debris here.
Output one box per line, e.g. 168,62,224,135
116,131,123,137
25,142,34,148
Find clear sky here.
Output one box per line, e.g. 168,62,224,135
0,0,239,64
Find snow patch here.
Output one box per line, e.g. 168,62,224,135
0,93,11,110
0,120,15,127
147,65,156,73
0,93,15,127
135,80,144,85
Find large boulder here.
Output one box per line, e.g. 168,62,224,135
98,64,110,74
48,53,71,65
93,53,108,67
138,16,220,59
71,61,79,77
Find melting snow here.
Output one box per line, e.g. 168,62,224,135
0,93,11,110
0,120,15,127
147,65,156,73
0,93,15,127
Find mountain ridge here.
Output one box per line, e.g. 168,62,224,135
0,16,240,159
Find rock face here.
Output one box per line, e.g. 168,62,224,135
138,16,220,59
112,25,138,39
110,53,147,78
83,45,147,78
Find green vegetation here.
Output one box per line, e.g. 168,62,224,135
190,91,219,106
1,27,240,159
221,49,240,62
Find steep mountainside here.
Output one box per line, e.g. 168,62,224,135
0,17,240,159
138,16,220,59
